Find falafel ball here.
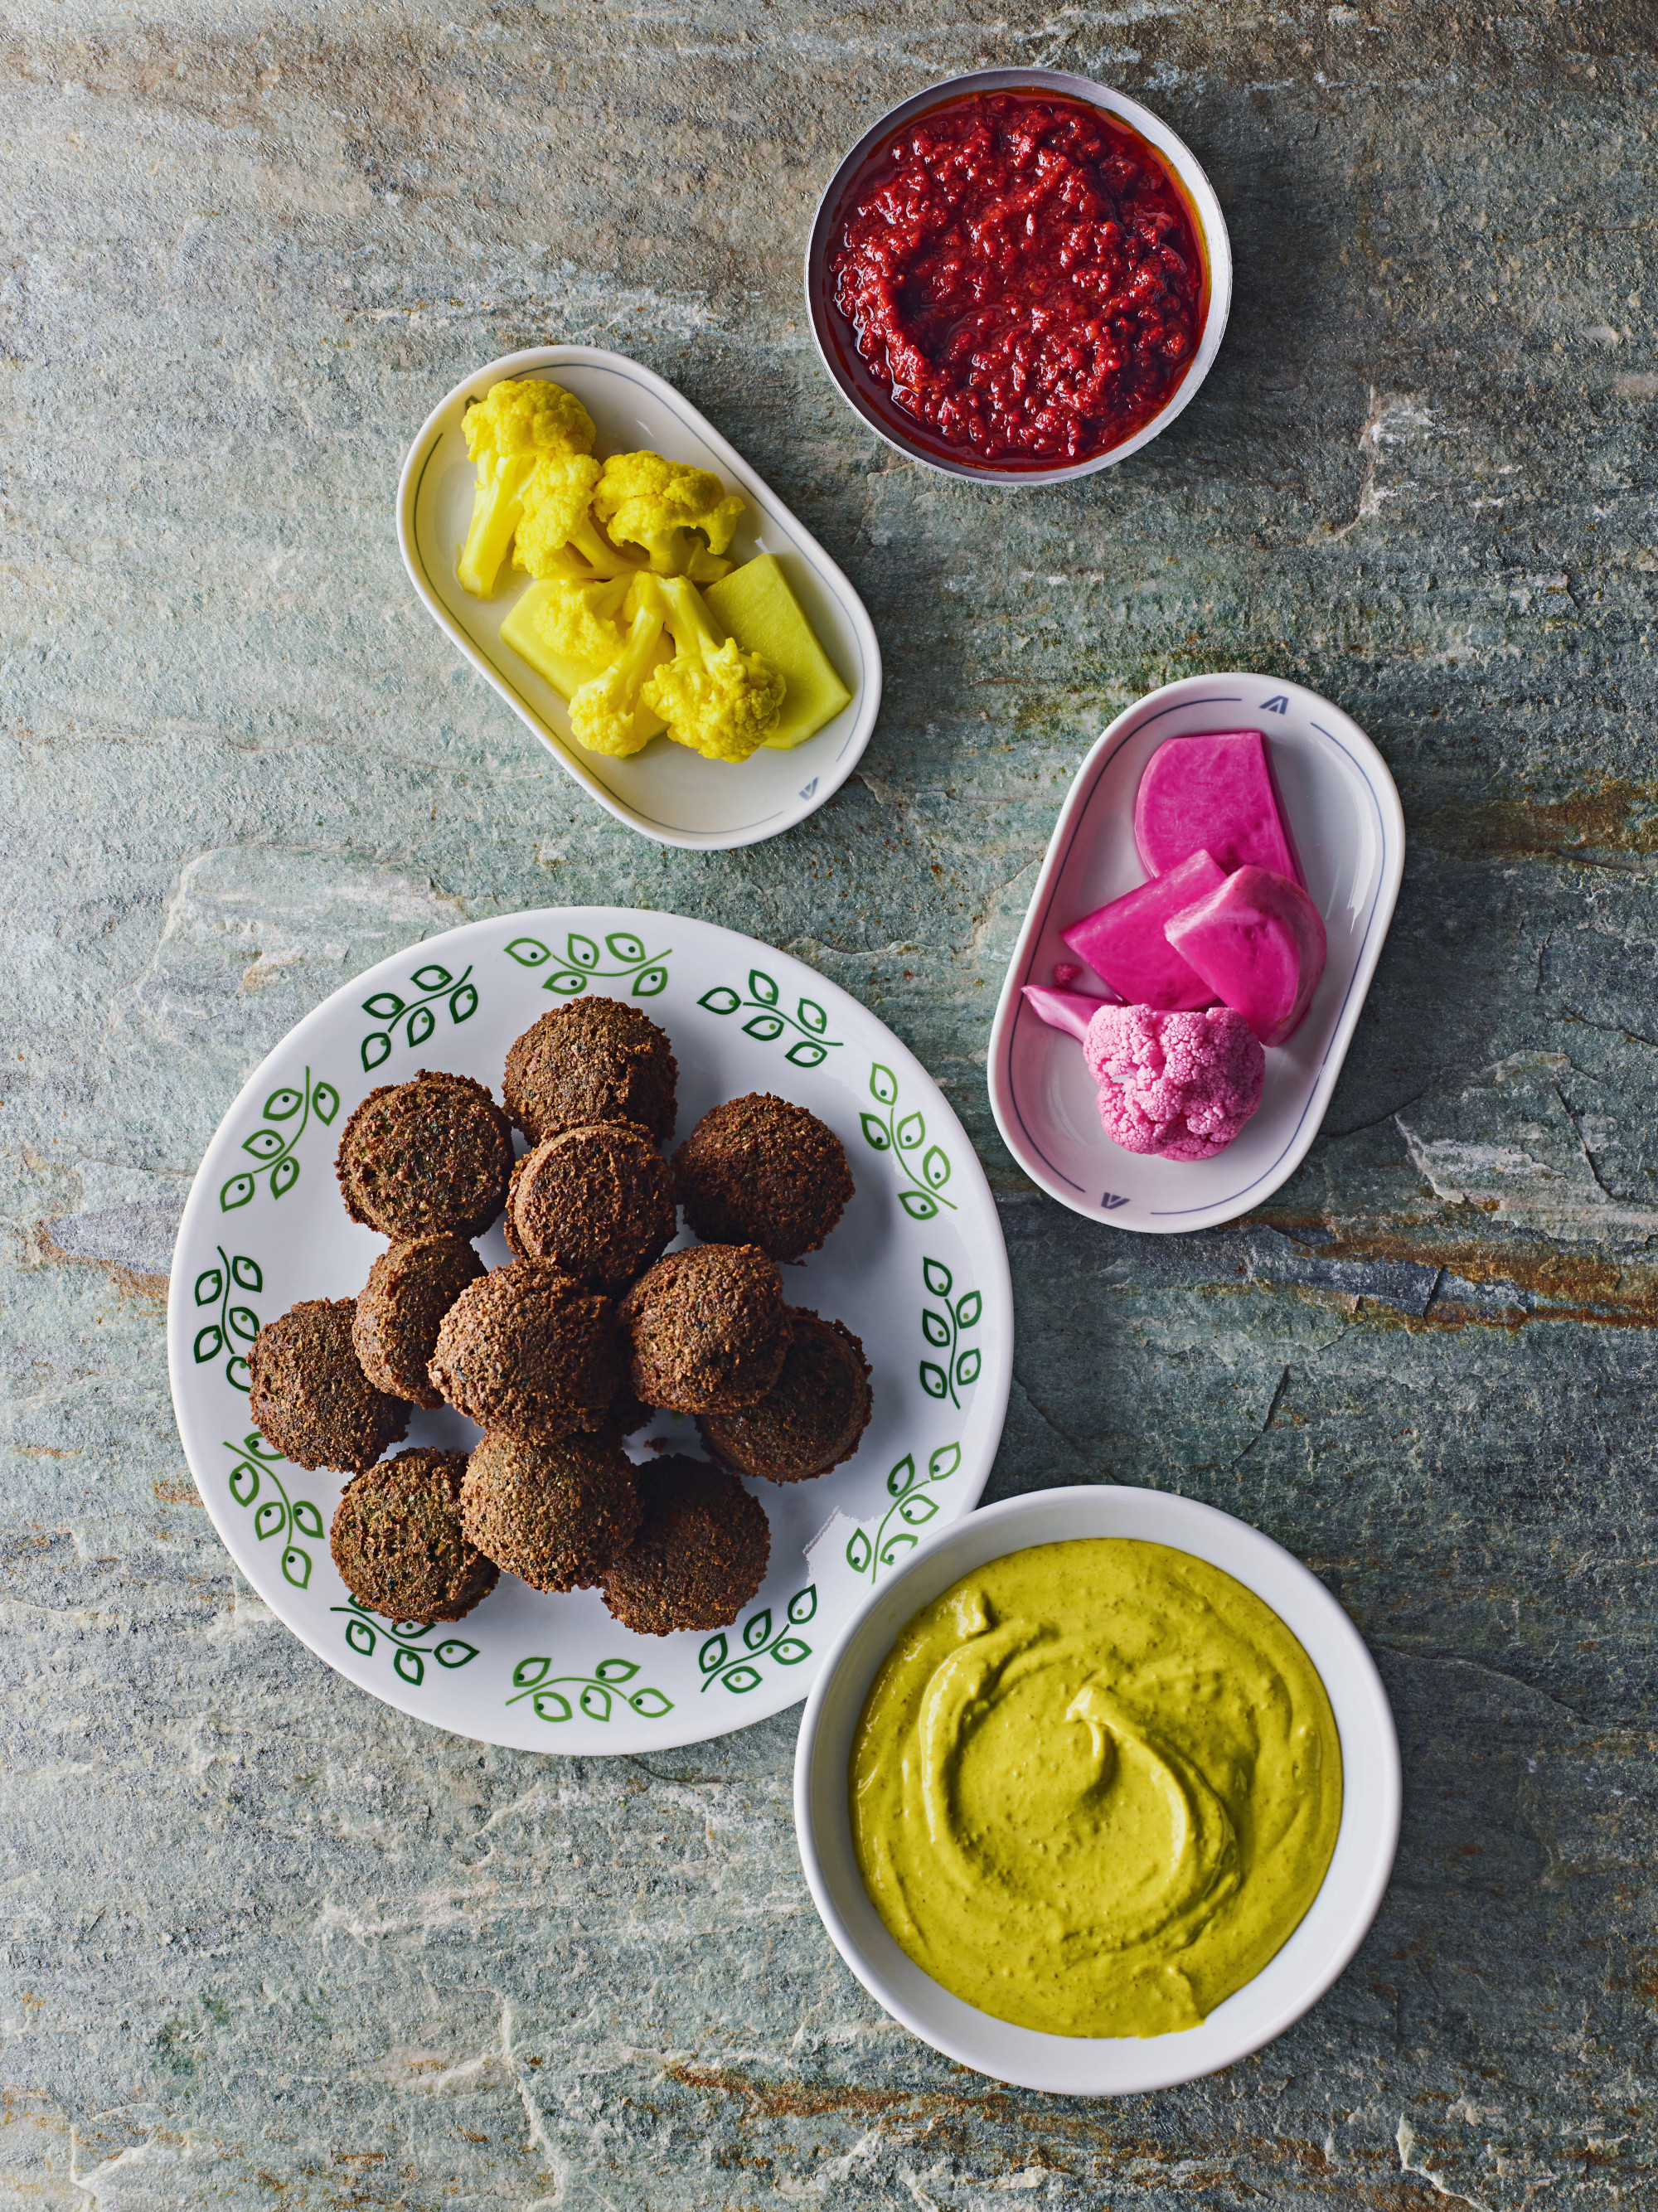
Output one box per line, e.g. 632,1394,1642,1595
352,1234,485,1407
618,1244,792,1414
697,1310,872,1482
601,1455,770,1635
329,1448,498,1622
248,1298,410,1473
460,1431,640,1594
335,1070,514,1241
428,1260,620,1438
503,1120,676,1290
671,1093,853,1260
502,997,677,1145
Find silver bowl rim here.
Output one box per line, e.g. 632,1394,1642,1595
803,67,1234,488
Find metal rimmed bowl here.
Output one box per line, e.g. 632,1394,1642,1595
793,1486,1400,2095
805,70,1234,488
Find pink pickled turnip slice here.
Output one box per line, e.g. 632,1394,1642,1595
1020,984,1117,1041
1133,730,1307,886
1062,848,1226,1010
1163,865,1327,1048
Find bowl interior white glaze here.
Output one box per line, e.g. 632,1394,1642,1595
793,1486,1399,2096
805,70,1234,487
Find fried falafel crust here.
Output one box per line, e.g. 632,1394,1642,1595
671,1093,853,1260
618,1244,792,1414
330,1448,498,1622
248,1298,410,1472
502,997,677,1145
428,1259,621,1438
460,1431,641,1594
335,1070,514,1241
504,1120,676,1289
352,1234,485,1407
697,1309,872,1482
601,1455,770,1635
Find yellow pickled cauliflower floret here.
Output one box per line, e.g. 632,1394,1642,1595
515,452,645,580
639,574,784,764
593,452,745,578
569,594,668,759
457,377,595,597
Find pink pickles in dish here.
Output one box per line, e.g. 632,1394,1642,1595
1021,990,1265,1161
1164,865,1327,1048
1133,730,1306,886
1061,848,1225,1010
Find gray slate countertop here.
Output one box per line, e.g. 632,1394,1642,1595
4,1,1656,2203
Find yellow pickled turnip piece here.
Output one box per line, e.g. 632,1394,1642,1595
703,555,852,750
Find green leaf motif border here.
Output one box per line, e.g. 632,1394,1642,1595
696,970,842,1070
332,1597,479,1687
359,961,478,1074
504,929,671,1001
846,1444,963,1583
919,1254,982,1410
221,1065,339,1214
858,1061,957,1220
506,1653,673,1724
224,1433,322,1590
699,1584,817,1695
193,1246,264,1390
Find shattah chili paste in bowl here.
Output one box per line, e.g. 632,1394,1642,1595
807,71,1232,486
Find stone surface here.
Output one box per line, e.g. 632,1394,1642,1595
3,0,1657,2202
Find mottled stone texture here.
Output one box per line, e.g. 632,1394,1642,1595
2,0,1656,2201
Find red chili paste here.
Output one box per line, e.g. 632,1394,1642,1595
827,90,1205,468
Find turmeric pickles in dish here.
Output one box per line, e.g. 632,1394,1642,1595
460,376,851,764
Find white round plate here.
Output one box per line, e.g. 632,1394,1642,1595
987,674,1405,1233
396,347,882,851
167,909,1011,1754
794,1485,1400,2095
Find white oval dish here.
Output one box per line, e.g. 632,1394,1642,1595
166,907,1011,1754
805,70,1233,488
793,1483,1400,2095
987,675,1405,1233
395,347,882,851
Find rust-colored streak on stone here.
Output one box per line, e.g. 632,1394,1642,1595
1412,778,1658,862
666,2062,1012,2125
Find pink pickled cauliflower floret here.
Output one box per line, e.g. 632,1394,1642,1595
1084,1003,1265,1162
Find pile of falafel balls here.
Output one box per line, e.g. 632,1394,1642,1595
245,997,872,1638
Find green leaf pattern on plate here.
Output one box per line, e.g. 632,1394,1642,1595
699,1584,817,1693
846,1443,963,1582
330,1596,479,1687
858,1061,957,1219
193,1246,264,1390
359,961,478,1074
918,1254,981,1409
220,1066,339,1213
223,1433,323,1590
503,930,671,1000
696,969,843,1070
505,1652,673,1724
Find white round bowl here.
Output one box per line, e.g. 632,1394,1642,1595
805,70,1234,488
793,1486,1399,2094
